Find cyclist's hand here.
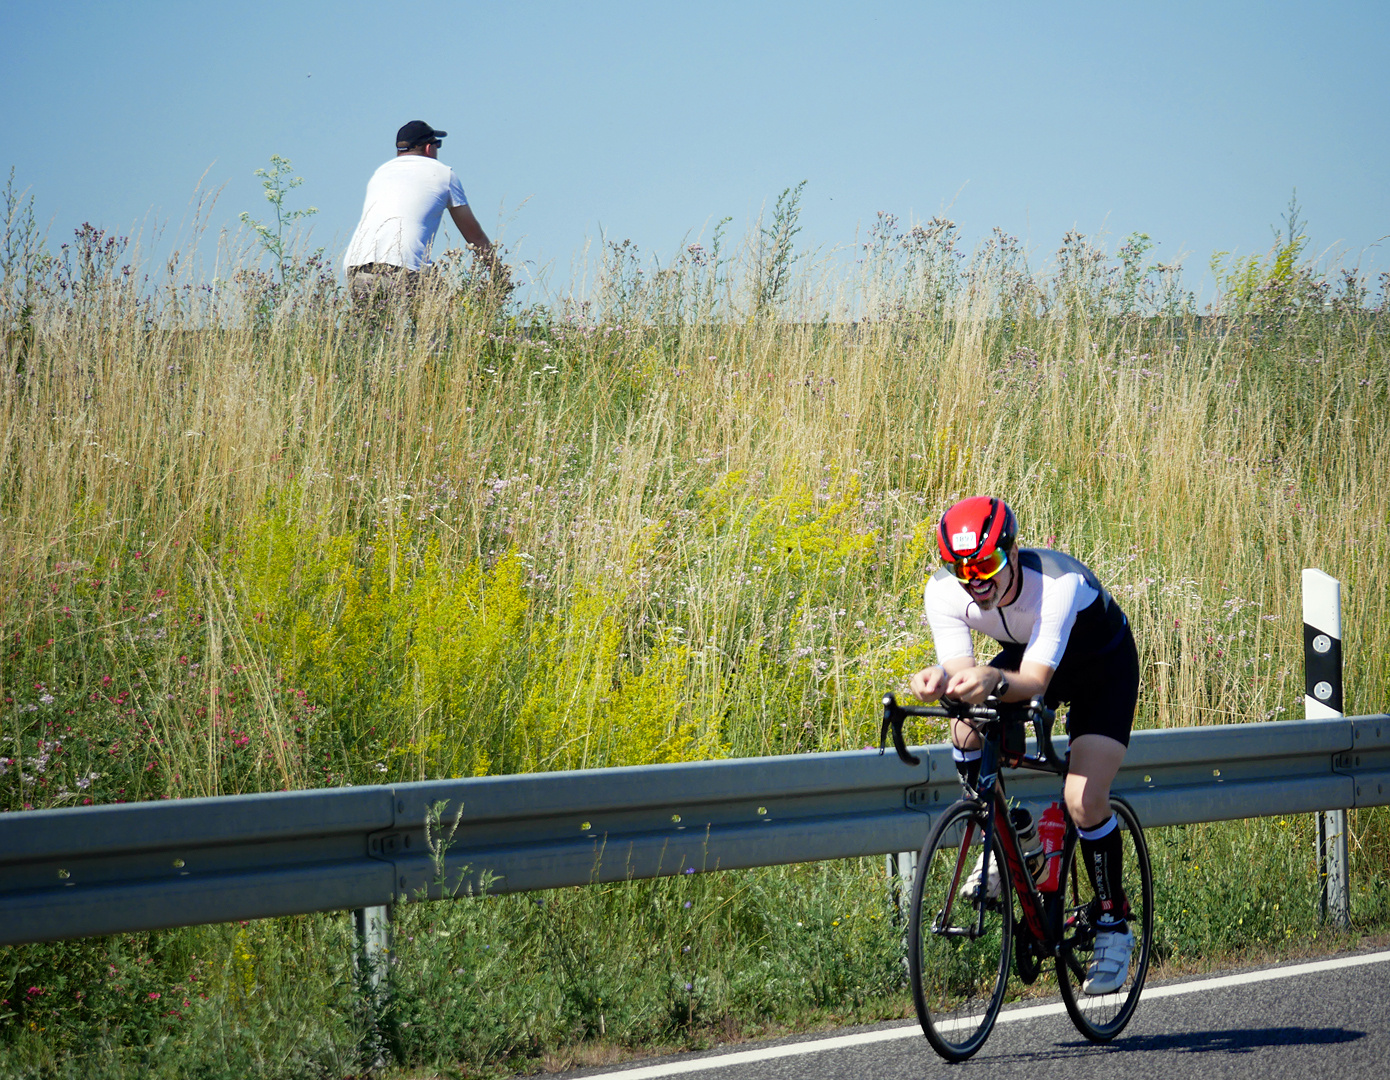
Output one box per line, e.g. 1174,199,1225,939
909,665,948,702
945,666,1002,705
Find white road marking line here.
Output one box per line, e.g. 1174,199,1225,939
572,950,1390,1079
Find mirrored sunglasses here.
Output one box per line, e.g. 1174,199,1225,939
947,547,1008,582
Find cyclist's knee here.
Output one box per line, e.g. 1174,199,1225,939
951,718,982,750
1065,779,1111,831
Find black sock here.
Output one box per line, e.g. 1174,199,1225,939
1078,814,1128,930
954,751,981,792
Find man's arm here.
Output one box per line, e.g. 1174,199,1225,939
448,203,492,255
945,659,1054,704
909,657,974,701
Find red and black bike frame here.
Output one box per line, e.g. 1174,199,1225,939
882,693,1067,947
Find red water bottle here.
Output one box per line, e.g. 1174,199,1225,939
1035,801,1066,892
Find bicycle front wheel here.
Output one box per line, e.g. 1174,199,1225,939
908,799,1013,1062
1055,795,1153,1041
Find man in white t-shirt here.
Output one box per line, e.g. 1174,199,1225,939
344,120,494,302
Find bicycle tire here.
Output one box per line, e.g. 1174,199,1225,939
1055,795,1153,1041
908,798,1013,1062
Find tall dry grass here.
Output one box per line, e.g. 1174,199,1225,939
4,220,1386,777
2,202,1388,1075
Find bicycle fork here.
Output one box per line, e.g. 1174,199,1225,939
930,817,977,939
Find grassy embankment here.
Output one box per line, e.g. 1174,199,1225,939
2,204,1388,1077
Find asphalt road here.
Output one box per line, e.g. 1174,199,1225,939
553,949,1390,1080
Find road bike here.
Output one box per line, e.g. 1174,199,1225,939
880,692,1152,1062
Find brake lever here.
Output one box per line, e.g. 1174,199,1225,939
879,693,921,766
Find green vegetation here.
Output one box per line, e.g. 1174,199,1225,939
239,154,319,287
2,177,1388,1076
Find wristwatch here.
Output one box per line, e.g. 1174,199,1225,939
994,672,1010,698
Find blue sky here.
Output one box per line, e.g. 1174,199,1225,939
4,1,1387,304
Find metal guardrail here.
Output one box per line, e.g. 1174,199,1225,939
2,715,1387,948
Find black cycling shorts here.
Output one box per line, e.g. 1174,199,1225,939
989,625,1139,747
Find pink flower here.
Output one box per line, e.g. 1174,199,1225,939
148,991,161,1001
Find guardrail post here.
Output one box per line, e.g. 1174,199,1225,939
353,904,393,1069
354,904,393,999
887,850,917,983
887,850,917,919
1304,568,1350,928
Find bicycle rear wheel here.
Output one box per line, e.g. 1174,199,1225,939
1055,795,1153,1041
908,799,1013,1062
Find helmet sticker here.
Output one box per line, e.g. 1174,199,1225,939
952,529,978,551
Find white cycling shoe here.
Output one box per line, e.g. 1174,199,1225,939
962,851,1001,901
1083,924,1135,995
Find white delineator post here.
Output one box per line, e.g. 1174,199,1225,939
1303,568,1349,928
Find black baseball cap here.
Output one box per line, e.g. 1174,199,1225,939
396,120,447,149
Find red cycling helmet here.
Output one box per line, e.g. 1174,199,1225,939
937,497,1018,581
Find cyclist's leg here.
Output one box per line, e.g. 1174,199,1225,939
1060,634,1139,994
1066,736,1135,993
1064,734,1127,829
950,728,982,791
1059,628,1138,899
1065,733,1129,910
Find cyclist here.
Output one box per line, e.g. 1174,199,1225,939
908,496,1140,995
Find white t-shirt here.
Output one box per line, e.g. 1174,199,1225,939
343,156,468,272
